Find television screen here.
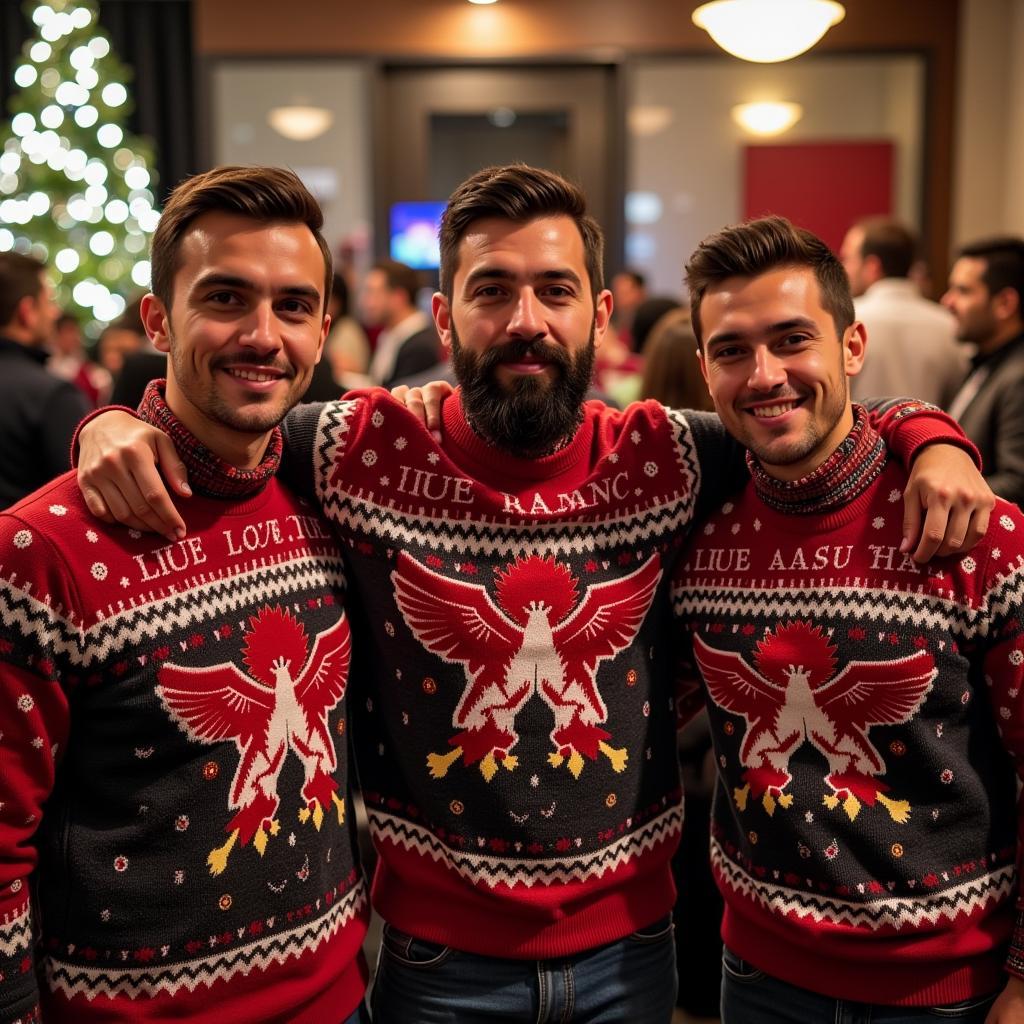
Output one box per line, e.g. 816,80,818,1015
389,201,445,270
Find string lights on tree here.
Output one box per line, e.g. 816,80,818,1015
1,0,159,335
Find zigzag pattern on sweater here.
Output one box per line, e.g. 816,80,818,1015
0,900,31,958
0,555,345,668
313,402,702,557
368,804,683,887
712,838,1014,930
43,882,367,1001
673,582,988,638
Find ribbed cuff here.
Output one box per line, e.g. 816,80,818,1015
1007,907,1024,979
875,400,981,469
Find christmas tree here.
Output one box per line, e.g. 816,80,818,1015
0,0,159,336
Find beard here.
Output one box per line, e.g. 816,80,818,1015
450,323,596,459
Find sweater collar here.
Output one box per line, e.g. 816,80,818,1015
138,380,282,499
442,387,591,483
747,403,887,515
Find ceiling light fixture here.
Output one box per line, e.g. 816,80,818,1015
732,101,804,136
267,105,334,142
692,0,845,63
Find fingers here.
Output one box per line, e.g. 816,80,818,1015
900,484,923,556
909,501,947,563
155,433,192,497
390,384,410,406
420,383,447,440
118,455,186,542
933,503,973,558
79,479,115,524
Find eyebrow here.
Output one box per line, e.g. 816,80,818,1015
463,266,583,291
192,272,321,303
706,316,819,348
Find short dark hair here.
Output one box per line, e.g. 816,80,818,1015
0,252,45,326
150,165,332,313
685,216,855,346
438,164,605,300
957,236,1024,313
371,260,422,307
856,217,917,279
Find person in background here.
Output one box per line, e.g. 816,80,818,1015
840,216,967,408
324,271,370,386
944,237,1024,508
0,252,88,507
639,307,714,412
361,259,441,387
48,311,111,408
611,268,648,348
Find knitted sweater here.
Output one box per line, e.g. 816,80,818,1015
671,405,1024,1006
0,385,368,1024
278,388,969,959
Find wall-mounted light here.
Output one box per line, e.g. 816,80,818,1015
693,0,845,63
628,105,674,137
732,101,804,136
467,0,499,5
267,105,333,142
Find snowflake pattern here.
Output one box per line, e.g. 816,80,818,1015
10,879,22,893
113,855,129,872
1009,650,1024,666
630,430,641,444
703,522,715,535
731,523,741,535
394,437,407,451
643,461,658,477
85,530,98,543
530,774,540,788
753,519,761,531
128,529,142,539
888,489,901,503
48,504,67,516
940,768,954,784
371,411,385,428
17,695,34,712
361,449,378,467
120,576,130,588
872,517,885,530
174,870,184,885
960,556,977,574
30,737,43,749
427,452,440,464
13,529,32,549
91,562,108,580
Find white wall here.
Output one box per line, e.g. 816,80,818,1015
627,56,925,296
211,61,374,273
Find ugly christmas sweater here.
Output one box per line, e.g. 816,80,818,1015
672,405,1024,1006
277,388,967,959
0,384,368,1024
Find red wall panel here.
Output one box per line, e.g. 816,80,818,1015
743,141,894,252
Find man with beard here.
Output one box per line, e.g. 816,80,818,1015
75,165,992,1023
673,216,1024,1023
943,237,1024,507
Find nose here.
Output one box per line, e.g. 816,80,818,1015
239,300,280,353
747,345,787,390
507,288,545,340
939,289,955,312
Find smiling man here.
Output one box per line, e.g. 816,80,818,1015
673,216,1024,1023
0,166,369,1023
74,166,995,1023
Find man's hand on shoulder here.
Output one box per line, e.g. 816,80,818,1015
902,444,995,563
390,380,453,443
77,410,190,541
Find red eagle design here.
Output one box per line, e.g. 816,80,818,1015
391,552,662,781
156,606,351,875
693,622,935,822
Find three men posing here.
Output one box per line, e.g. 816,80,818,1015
3,161,1013,1022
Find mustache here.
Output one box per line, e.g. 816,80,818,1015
475,339,572,374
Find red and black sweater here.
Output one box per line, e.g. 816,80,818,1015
0,385,368,1024
672,405,1024,1005
277,388,971,959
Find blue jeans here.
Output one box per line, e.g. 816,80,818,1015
371,915,678,1023
721,946,998,1023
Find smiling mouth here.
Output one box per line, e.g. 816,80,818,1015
746,398,804,419
223,367,285,383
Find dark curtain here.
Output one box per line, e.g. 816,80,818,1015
0,1,196,205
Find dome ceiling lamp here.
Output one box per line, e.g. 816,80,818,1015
732,101,803,136
267,105,333,142
692,0,846,63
